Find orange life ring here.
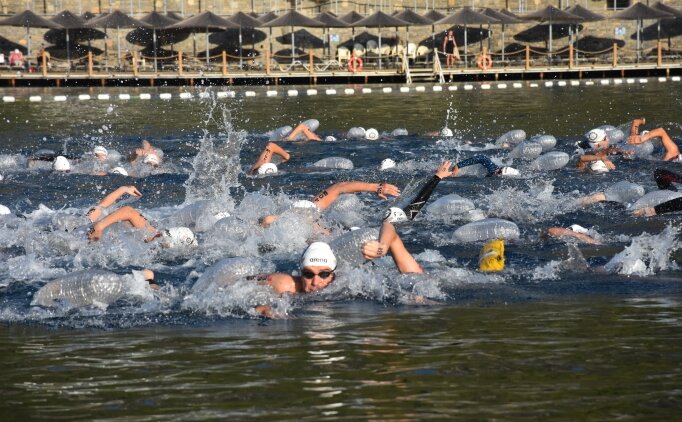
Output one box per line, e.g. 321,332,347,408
476,53,493,71
348,56,363,73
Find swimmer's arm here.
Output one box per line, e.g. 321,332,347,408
250,142,289,175
362,222,423,273
97,186,142,209
89,206,156,241
313,181,401,209
579,154,603,163
547,227,601,245
635,196,682,216
265,273,297,294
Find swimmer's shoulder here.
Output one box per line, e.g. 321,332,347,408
265,273,299,294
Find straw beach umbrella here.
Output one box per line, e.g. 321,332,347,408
0,10,62,58
168,11,238,65
86,10,150,69
354,11,410,69
50,10,87,68
314,11,348,57
423,9,446,46
261,10,325,65
394,9,432,58
611,2,673,61
520,5,582,62
436,7,499,67
339,10,365,43
481,8,522,62
138,11,178,71
564,5,604,64
229,11,262,69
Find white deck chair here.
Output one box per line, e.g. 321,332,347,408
407,42,417,62
337,46,350,63
366,40,379,54
416,45,431,63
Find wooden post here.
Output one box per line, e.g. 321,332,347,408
88,51,93,76
133,50,138,77
266,49,270,75
612,43,618,68
568,44,573,69
309,50,314,75
222,51,227,75
657,41,662,66
178,50,183,76
525,45,530,70
481,46,487,71
41,51,47,76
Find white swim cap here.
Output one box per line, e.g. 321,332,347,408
162,227,197,248
440,127,454,137
500,167,520,177
590,160,609,173
640,130,650,136
143,154,160,166
586,128,607,148
568,224,589,234
213,211,231,220
292,199,317,209
110,166,128,176
324,136,337,142
383,207,408,223
93,146,108,157
365,128,379,140
0,204,10,215
53,156,71,172
380,158,396,170
300,241,337,270
257,163,278,175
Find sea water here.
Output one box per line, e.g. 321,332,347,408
0,81,681,419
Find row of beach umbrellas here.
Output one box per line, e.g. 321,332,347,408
0,2,679,70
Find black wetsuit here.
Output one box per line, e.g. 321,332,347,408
654,168,682,191
654,196,682,215
444,35,457,54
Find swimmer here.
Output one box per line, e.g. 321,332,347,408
259,180,401,228
451,154,519,177
52,155,71,173
86,185,142,223
87,205,196,248
128,140,162,166
285,121,321,141
361,221,423,273
633,196,682,216
627,117,681,162
94,146,108,162
654,168,682,191
249,142,290,175
539,225,601,245
577,128,632,173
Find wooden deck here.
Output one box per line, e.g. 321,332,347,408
0,61,680,87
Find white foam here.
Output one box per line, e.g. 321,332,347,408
198,92,211,99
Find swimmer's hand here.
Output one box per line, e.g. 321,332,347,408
604,159,616,170
376,183,400,200
362,240,388,260
122,185,142,197
633,207,656,217
436,161,459,179
88,224,103,242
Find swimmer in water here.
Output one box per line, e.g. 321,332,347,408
539,225,601,245
576,128,633,173
632,196,682,216
626,117,681,162
128,140,162,167
86,185,142,223
87,205,196,248
450,155,520,177
285,121,321,141
259,180,401,228
249,142,290,175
